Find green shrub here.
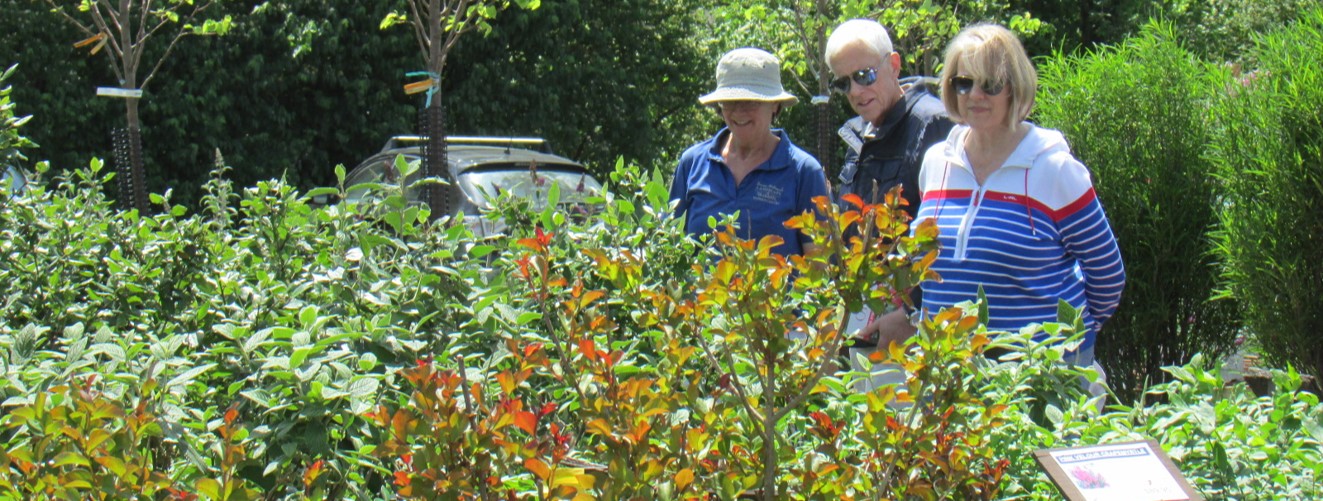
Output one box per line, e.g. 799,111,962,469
1208,9,1323,392
0,140,1318,498
0,64,35,177
0,376,183,499
1162,0,1323,65
1035,22,1240,403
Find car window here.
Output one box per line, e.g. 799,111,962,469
344,155,416,202
457,166,602,210
1,165,27,197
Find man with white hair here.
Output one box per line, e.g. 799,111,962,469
826,19,953,217
826,19,953,370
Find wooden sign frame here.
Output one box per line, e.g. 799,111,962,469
1033,439,1203,501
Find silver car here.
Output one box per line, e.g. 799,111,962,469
340,136,603,236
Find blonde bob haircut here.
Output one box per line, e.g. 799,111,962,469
939,23,1036,126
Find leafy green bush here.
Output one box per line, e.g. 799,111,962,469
0,64,35,177
0,375,183,499
1207,9,1323,393
1035,22,1240,403
0,140,1318,498
1161,0,1323,65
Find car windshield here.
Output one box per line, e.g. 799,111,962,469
457,165,602,211
1,165,28,197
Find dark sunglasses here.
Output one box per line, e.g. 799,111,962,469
950,75,1005,96
829,67,878,94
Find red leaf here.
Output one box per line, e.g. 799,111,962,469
538,402,557,417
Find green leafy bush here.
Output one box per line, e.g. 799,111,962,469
1161,0,1323,65
1207,10,1323,392
0,142,1318,499
0,375,183,499
1035,22,1240,403
0,64,35,177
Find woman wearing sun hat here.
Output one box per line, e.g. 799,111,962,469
669,47,829,257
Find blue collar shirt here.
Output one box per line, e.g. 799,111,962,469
670,128,829,257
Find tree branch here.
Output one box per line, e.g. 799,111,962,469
407,0,429,61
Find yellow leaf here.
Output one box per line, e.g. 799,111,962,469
551,467,586,487
196,478,221,499
675,467,694,490
585,418,612,437
580,289,606,308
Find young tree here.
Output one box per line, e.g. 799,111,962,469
381,0,539,220
41,0,231,211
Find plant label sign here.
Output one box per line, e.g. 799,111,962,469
1033,439,1202,501
96,87,143,99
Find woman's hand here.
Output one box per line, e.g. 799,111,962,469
852,308,917,352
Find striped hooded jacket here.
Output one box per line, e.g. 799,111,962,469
914,124,1125,355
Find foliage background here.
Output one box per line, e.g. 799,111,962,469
1207,8,1323,392
2,1,1323,495
1034,22,1241,403
9,0,1317,207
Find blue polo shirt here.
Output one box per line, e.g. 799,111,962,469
670,128,828,256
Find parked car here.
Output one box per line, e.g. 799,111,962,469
1,163,29,198
339,135,603,236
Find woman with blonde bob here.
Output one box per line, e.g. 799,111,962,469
905,24,1126,378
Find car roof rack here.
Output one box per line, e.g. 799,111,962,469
382,135,553,154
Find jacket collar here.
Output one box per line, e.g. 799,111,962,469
838,83,934,154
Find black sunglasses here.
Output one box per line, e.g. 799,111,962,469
950,76,1005,96
829,67,878,94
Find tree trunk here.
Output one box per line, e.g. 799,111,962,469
422,0,448,222
424,98,449,221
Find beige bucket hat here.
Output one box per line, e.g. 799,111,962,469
698,47,798,106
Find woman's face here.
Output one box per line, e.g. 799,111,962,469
719,100,778,139
953,73,1012,130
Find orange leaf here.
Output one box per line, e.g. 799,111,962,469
516,237,543,251
525,458,551,480
578,339,598,362
512,410,537,434
303,459,325,488
580,290,605,309
628,420,651,443
842,193,865,209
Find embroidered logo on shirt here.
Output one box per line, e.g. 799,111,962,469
753,183,784,204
